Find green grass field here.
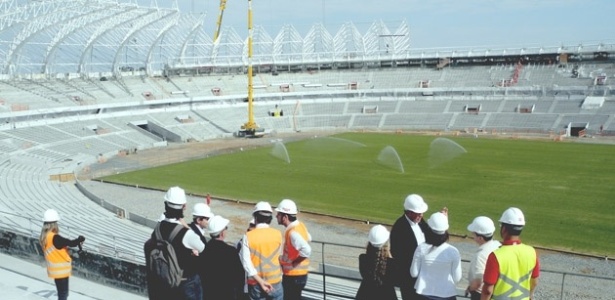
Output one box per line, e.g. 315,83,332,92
100,133,615,257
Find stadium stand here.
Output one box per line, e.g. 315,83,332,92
1,0,615,297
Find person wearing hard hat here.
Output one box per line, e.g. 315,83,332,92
201,215,245,300
275,199,312,300
189,202,214,296
189,203,214,245
39,209,85,300
389,194,430,300
355,225,397,300
465,216,501,300
145,186,206,300
481,207,540,300
410,212,462,300
239,201,284,300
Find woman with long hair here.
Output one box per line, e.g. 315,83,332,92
410,212,461,300
355,225,397,300
39,209,85,300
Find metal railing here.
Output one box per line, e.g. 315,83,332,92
307,240,615,300
0,210,613,299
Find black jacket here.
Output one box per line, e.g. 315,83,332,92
355,254,397,300
389,215,429,284
201,239,245,300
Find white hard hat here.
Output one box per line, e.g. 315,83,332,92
164,186,187,208
208,215,230,235
368,225,390,247
403,194,428,213
253,201,273,213
467,216,496,236
193,203,214,218
43,209,60,222
275,199,298,214
499,207,525,226
427,212,449,234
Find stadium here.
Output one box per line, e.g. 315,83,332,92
0,0,614,299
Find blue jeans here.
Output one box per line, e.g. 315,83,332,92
282,275,307,300
55,277,69,300
179,274,203,300
248,282,283,300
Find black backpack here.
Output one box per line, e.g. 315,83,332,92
148,223,184,288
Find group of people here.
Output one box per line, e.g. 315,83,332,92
39,189,538,300
144,186,312,300
356,194,540,300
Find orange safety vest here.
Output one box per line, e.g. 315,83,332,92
246,227,283,285
280,222,310,276
43,232,72,279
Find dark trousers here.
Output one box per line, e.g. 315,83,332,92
282,275,307,300
54,277,69,300
419,295,456,300
470,291,481,300
179,274,203,300
400,280,420,300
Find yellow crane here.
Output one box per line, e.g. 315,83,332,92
212,0,227,44
236,0,265,137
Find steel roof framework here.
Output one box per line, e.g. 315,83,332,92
3,0,91,74
41,4,124,75
0,0,611,79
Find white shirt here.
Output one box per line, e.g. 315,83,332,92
468,239,501,293
410,242,462,298
164,219,205,253
405,214,425,245
285,220,312,258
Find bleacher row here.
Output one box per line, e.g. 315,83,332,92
1,96,614,144
0,160,151,262
0,61,614,268
0,62,613,110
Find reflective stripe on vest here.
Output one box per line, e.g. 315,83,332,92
280,222,310,275
492,243,536,300
44,232,72,279
246,227,283,285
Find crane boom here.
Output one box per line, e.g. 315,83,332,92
236,0,264,137
213,0,227,43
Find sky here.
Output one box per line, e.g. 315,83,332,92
162,0,614,49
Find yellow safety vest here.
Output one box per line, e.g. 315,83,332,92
280,222,310,276
492,243,536,300
246,227,283,285
44,232,72,279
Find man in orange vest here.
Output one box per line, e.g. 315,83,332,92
239,201,284,300
275,199,312,300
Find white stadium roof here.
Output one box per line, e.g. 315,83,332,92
0,0,614,79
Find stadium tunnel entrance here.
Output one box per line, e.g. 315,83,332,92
129,120,182,142
566,122,589,137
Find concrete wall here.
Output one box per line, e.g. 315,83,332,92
75,181,159,229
